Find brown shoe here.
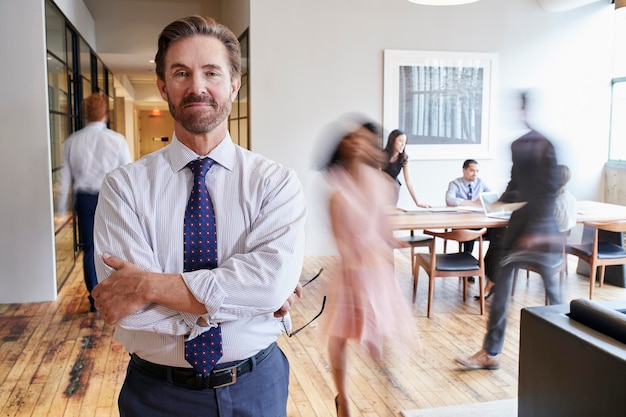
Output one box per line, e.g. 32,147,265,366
455,349,500,370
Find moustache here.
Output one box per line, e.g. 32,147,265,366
180,94,217,107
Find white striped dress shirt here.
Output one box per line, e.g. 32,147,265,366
445,177,491,207
56,122,131,214
94,134,306,366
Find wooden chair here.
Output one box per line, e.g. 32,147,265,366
503,249,564,305
566,220,626,299
511,232,569,304
397,230,433,273
413,228,487,317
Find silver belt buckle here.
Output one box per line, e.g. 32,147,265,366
211,365,237,388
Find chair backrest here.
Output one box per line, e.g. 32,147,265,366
424,228,487,243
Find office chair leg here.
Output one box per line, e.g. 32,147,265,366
599,265,606,288
427,276,435,318
462,277,467,302
478,275,485,315
412,263,419,304
589,263,597,299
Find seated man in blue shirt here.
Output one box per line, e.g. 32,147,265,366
445,159,492,282
445,159,491,207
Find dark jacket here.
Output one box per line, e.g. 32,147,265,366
500,129,560,251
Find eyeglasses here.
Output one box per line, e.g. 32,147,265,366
282,296,326,337
281,268,326,337
302,268,323,287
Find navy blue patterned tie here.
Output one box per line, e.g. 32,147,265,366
183,158,222,375
468,183,473,201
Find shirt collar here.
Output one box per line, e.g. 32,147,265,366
167,132,236,173
86,121,107,129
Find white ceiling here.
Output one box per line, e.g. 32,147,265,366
81,0,607,109
82,0,221,109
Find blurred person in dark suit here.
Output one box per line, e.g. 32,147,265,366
456,91,562,370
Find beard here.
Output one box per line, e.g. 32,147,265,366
167,92,232,135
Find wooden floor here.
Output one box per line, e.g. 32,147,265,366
1,248,625,417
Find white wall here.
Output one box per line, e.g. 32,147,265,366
250,0,615,256
0,0,57,302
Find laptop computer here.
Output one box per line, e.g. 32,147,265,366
479,192,513,220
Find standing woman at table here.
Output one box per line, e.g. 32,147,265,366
318,118,417,417
383,129,431,208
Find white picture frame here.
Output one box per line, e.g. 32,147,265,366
383,49,497,160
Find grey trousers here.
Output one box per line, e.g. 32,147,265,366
482,251,562,354
119,343,289,417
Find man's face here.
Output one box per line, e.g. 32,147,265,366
463,163,479,182
156,35,240,135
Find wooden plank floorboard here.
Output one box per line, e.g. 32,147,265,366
1,252,626,416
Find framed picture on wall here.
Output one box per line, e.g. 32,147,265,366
383,50,497,160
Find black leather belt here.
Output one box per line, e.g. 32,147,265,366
130,342,275,390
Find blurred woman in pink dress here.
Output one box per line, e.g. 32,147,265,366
318,118,417,417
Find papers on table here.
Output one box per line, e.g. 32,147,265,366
396,206,480,214
456,205,484,212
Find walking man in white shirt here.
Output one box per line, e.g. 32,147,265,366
55,93,131,312
91,16,306,417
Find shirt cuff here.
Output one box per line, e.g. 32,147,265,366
180,270,226,322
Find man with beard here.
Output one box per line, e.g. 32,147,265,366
92,16,306,417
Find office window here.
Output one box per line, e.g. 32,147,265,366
608,9,626,162
229,29,249,149
609,79,626,161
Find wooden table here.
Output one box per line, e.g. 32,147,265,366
390,200,626,231
574,200,626,223
390,200,626,288
390,209,506,231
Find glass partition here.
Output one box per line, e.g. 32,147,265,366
45,0,117,290
79,37,91,82
49,113,69,175
45,5,65,60
47,55,68,114
46,0,77,289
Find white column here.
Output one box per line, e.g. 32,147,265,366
0,0,57,302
